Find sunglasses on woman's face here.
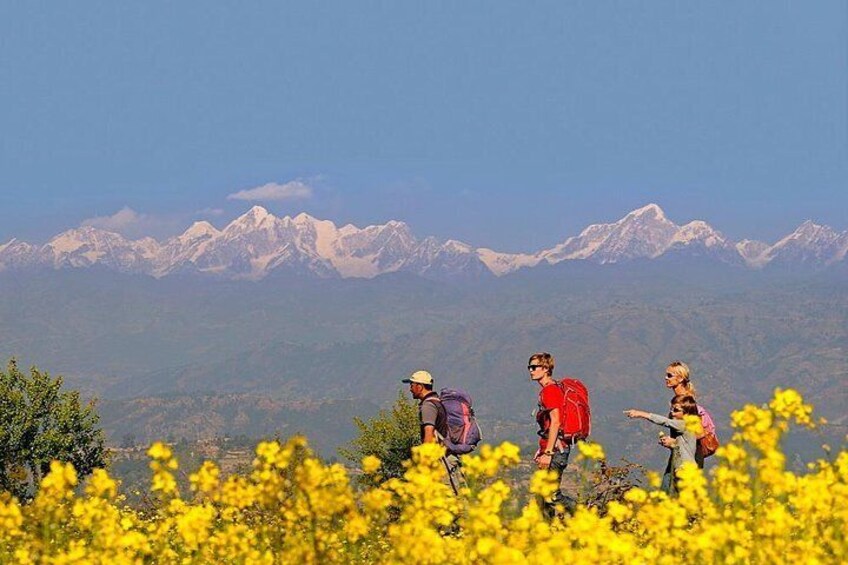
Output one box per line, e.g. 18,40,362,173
665,373,676,379
671,407,683,413
528,365,542,371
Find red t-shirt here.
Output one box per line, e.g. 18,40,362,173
537,383,564,448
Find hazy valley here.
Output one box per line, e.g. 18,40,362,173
1,259,844,468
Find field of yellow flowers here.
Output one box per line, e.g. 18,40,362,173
1,388,845,564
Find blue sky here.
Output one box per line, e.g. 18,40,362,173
1,2,845,252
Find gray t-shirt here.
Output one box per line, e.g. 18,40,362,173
419,393,448,441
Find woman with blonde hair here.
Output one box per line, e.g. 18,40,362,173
664,361,696,397
663,361,717,467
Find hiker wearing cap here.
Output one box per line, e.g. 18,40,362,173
402,370,463,494
402,370,448,443
528,352,578,516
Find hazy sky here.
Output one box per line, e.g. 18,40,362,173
1,2,846,252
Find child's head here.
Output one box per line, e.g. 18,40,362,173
670,394,699,419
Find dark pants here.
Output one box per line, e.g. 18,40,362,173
543,446,578,517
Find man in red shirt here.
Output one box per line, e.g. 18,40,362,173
529,352,577,517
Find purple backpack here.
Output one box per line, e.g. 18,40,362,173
439,388,483,455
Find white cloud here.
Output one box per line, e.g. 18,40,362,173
227,180,313,202
81,207,147,232
80,207,185,240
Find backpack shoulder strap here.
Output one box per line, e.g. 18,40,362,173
421,394,446,418
422,394,442,406
420,395,449,445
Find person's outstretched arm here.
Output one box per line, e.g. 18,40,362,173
624,410,686,432
646,413,686,432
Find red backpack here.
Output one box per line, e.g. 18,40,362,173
537,378,592,442
557,378,591,441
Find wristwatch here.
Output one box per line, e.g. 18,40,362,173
543,450,554,455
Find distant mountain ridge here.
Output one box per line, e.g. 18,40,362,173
1,204,845,280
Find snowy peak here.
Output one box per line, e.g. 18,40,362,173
764,221,846,266
400,237,491,280
227,206,277,232
188,207,325,279
541,204,679,264
673,221,720,243
626,203,667,222
539,206,752,266
664,221,743,264
43,227,159,272
182,221,220,240
783,220,837,243
46,226,130,257
442,239,474,254
670,221,734,250
0,204,844,279
47,226,106,254
292,212,322,227
601,204,679,259
331,220,418,277
155,222,223,276
177,210,421,280
247,205,273,220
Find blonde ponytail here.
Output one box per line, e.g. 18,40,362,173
667,361,697,398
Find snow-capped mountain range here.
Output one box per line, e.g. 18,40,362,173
1,204,845,280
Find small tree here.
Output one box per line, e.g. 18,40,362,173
0,359,106,499
340,391,419,485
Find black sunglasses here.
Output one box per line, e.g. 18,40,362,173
528,365,543,371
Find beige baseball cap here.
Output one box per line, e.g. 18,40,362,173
401,370,434,385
